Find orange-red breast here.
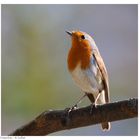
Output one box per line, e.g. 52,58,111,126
66,30,111,131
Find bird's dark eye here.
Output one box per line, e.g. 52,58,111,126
81,35,85,40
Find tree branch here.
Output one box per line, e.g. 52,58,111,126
9,98,138,136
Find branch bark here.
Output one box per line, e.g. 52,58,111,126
9,98,138,136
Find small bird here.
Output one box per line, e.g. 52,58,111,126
66,30,111,131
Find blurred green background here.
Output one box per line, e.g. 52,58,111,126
1,4,138,135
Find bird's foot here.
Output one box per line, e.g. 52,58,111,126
67,104,78,116
90,103,96,114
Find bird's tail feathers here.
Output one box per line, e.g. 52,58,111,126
101,122,111,131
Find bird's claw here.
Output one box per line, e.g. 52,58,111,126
90,102,100,114
67,104,78,116
90,103,96,114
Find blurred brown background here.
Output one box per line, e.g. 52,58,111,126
1,4,138,135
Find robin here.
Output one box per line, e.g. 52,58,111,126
66,30,111,131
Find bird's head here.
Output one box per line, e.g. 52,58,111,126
66,30,96,51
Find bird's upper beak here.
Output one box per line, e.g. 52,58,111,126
66,30,72,36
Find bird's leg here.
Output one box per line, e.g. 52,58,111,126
94,93,101,107
89,92,101,114
64,94,86,126
68,94,87,115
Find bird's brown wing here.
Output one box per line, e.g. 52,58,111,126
92,49,110,103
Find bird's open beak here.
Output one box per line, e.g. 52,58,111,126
66,30,72,36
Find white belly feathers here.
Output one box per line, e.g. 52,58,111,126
70,60,103,94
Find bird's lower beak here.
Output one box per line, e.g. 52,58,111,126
66,30,72,36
